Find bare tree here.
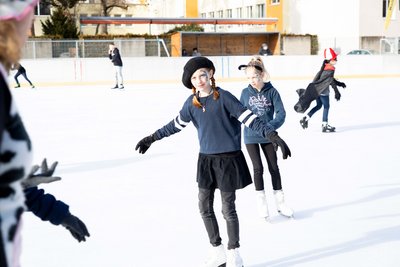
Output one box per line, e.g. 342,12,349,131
97,0,128,34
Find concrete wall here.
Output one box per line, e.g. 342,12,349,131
13,55,400,86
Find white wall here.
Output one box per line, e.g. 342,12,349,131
14,55,400,86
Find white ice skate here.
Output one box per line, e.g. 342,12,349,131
200,244,226,267
274,190,294,218
256,190,269,220
226,248,243,267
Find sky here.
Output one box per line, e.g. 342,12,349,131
11,76,400,267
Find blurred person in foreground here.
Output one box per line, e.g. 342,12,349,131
0,2,89,266
0,0,38,265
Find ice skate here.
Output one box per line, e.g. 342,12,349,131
322,124,335,132
15,84,20,88
274,190,294,218
111,84,118,89
119,84,124,89
200,244,226,267
299,116,308,129
31,84,35,88
255,190,269,220
226,248,243,267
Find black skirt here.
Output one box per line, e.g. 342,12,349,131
197,150,252,192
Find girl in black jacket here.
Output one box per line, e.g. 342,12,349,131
299,48,346,132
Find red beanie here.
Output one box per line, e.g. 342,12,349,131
324,48,337,61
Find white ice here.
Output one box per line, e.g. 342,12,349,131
13,76,400,267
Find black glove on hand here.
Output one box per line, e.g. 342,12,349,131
135,134,157,154
22,158,61,188
335,91,341,101
336,81,346,88
61,214,90,242
267,131,291,159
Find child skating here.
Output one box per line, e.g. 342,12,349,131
135,56,291,267
239,56,293,220
295,48,346,132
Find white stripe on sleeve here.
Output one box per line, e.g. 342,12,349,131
238,110,252,122
244,114,257,127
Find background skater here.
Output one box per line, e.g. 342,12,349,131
12,62,35,88
296,48,346,132
108,43,124,89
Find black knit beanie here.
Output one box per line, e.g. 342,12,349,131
182,56,215,89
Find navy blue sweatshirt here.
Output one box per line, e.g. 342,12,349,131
154,87,275,154
240,82,285,144
24,187,69,225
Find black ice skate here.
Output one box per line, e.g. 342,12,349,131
299,116,308,129
322,124,336,132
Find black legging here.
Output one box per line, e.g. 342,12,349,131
245,143,282,191
198,188,240,250
14,69,33,86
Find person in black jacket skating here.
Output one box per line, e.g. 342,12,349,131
12,62,35,88
108,43,124,89
296,48,346,132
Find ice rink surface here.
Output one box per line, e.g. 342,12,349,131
12,76,400,267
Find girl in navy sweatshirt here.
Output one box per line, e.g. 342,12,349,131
239,56,293,220
135,56,291,267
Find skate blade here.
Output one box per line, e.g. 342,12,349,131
278,211,295,219
218,263,226,267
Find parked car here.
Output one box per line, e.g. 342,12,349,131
346,49,374,55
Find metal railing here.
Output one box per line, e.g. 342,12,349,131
22,38,170,59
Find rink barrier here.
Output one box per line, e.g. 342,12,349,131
13,55,400,87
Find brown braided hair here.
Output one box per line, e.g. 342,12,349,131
191,75,220,109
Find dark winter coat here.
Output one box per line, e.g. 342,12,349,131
109,48,123,67
240,82,285,144
294,64,342,113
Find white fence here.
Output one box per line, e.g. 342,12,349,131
23,39,170,59
13,55,400,86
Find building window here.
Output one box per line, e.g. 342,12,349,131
271,0,280,4
209,11,214,18
236,7,242,18
383,0,387,17
125,14,132,27
200,12,206,18
383,0,397,18
246,6,253,18
218,10,223,18
35,1,51,15
114,14,122,27
256,4,265,18
226,9,232,18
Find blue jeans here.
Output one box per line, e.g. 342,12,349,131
307,95,330,122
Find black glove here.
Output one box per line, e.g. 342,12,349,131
22,158,61,188
336,81,346,88
267,131,291,159
135,134,157,154
61,214,90,242
335,91,341,101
